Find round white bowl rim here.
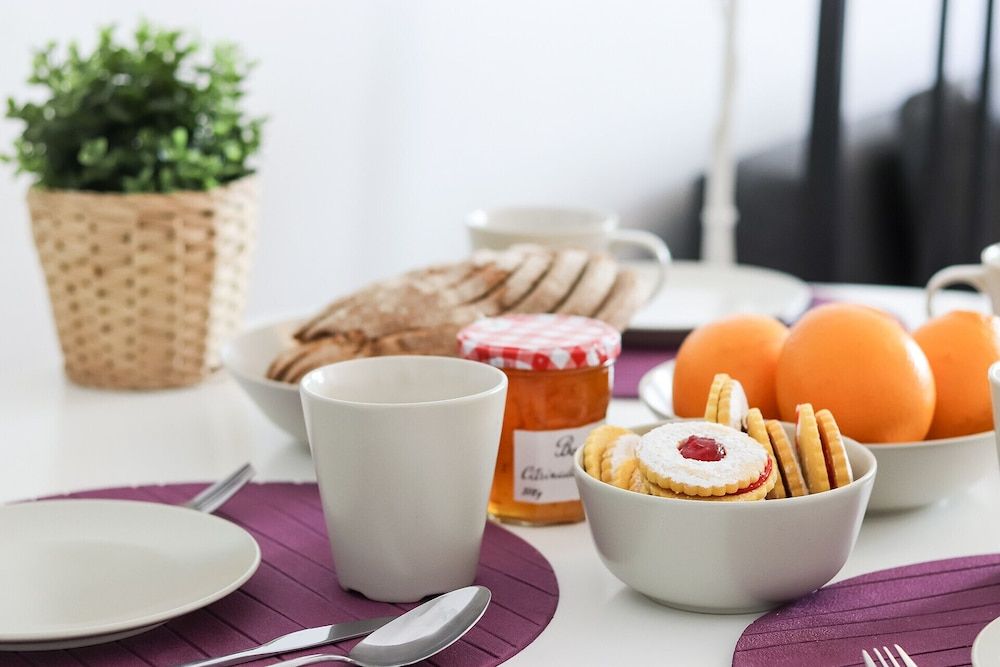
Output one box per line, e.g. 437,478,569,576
574,420,877,510
220,317,305,393
862,429,993,450
300,355,508,409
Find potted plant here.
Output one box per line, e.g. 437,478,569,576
5,23,264,389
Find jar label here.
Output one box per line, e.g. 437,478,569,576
513,420,604,504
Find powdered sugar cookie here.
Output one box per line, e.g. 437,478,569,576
717,378,749,430
645,463,776,502
601,431,640,489
583,425,634,480
628,466,650,494
636,421,773,498
703,373,748,430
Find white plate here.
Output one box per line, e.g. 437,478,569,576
638,359,676,419
974,616,1000,666
637,360,997,511
0,499,260,650
628,260,811,333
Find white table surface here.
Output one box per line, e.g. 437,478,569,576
3,283,999,666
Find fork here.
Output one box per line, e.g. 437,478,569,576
183,462,256,514
862,644,919,667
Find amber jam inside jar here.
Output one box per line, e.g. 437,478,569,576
489,363,613,524
457,313,621,526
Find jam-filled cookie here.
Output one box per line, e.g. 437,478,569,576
796,404,831,493
704,373,749,430
583,425,634,480
765,419,809,498
744,408,786,500
795,403,854,492
636,421,776,500
744,407,769,448
816,407,853,489
601,431,640,490
628,466,650,494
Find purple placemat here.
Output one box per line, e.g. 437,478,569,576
733,554,1000,667
13,483,558,666
613,348,676,399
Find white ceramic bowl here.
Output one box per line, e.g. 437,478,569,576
573,421,876,614
865,430,996,511
637,360,998,511
221,318,307,443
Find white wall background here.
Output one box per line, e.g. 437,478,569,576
0,0,991,370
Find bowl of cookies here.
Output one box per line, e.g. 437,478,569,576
224,244,649,444
575,374,877,614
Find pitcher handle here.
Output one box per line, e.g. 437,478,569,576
926,264,987,317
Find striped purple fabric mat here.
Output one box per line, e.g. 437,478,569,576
13,482,559,666
733,554,1000,667
613,348,676,399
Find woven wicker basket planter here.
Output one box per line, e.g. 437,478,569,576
27,176,258,389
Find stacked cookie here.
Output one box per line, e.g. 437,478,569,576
267,244,647,383
704,372,749,429
741,403,853,498
744,409,807,499
583,425,640,490
582,373,854,502
585,421,778,501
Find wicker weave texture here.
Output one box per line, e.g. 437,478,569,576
27,176,258,389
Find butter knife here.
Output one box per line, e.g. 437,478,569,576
176,616,396,667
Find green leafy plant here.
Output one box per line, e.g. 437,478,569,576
4,22,264,193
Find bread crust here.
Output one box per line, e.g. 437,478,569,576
266,244,647,382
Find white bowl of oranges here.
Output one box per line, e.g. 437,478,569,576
640,304,999,511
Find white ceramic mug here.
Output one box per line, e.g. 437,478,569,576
466,207,672,296
926,243,1000,316
299,356,507,603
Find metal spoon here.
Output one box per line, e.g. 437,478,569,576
183,462,255,513
276,586,491,666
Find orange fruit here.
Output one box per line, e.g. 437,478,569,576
913,310,1000,439
673,314,789,419
775,303,935,443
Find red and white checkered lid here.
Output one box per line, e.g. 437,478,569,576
457,314,621,371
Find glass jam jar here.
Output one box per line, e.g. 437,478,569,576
457,314,621,525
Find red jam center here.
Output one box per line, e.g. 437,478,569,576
678,435,726,461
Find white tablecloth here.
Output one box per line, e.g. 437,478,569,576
3,283,998,665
